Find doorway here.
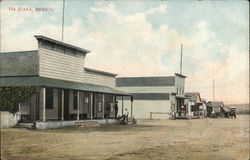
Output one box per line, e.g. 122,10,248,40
64,90,70,120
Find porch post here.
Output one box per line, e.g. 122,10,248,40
90,92,93,120
77,91,80,120
102,93,105,119
42,87,46,122
18,102,21,111
61,90,64,121
122,96,124,115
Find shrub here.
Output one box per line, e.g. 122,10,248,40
0,86,39,113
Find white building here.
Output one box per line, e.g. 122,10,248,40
116,74,186,119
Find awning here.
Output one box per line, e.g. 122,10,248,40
175,95,190,99
0,76,131,96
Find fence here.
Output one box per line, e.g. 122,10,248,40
0,111,20,128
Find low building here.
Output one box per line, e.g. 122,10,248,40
184,92,206,117
0,35,132,129
116,74,186,119
206,101,224,118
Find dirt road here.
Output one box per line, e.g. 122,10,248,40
1,115,249,160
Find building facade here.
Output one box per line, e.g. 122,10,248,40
184,92,207,118
0,35,132,127
116,74,186,119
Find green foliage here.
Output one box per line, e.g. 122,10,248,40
0,86,39,113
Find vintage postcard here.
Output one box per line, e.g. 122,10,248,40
0,0,249,160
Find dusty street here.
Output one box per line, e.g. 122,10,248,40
1,115,249,160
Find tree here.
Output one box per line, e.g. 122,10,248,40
0,86,39,113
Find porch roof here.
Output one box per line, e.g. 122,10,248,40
0,76,131,96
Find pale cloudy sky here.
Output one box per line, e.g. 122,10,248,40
0,0,249,104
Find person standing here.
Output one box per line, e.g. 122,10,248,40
114,101,118,119
124,108,129,124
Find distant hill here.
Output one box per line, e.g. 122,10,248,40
226,103,250,115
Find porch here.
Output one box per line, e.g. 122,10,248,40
1,76,133,126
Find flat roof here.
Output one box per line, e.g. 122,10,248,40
116,76,175,87
84,67,117,77
0,76,131,96
34,35,90,54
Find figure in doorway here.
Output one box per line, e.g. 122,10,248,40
114,101,118,119
124,108,129,123
106,103,111,119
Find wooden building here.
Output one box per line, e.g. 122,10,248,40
206,101,225,118
0,35,132,128
116,74,186,119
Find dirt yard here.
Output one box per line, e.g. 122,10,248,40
1,115,249,160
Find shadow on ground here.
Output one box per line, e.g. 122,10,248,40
35,124,162,134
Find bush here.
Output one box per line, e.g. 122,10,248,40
0,86,39,113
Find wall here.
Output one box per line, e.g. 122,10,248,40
116,86,175,119
39,47,116,88
20,97,31,115
175,76,185,95
83,71,116,88
117,100,171,119
39,47,85,83
39,88,60,120
20,93,38,121
46,89,59,120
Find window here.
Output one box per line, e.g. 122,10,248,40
97,94,102,112
46,88,54,109
176,85,178,94
85,97,89,103
84,93,89,104
73,91,78,110
98,102,102,112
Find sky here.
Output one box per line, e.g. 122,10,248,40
0,0,249,104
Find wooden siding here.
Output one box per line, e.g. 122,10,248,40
39,47,85,83
38,47,116,88
39,88,60,120
175,76,185,95
30,94,37,121
83,71,116,88
79,91,90,114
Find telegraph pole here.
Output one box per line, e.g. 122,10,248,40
180,44,183,75
213,80,215,102
61,0,65,42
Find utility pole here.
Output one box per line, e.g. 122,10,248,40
180,44,183,75
61,0,65,42
213,80,215,102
